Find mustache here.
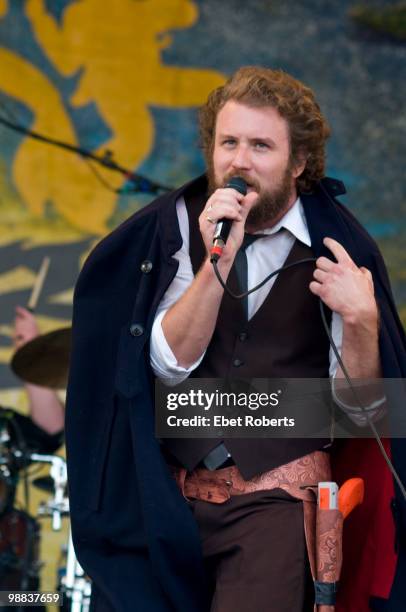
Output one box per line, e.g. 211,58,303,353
221,172,261,192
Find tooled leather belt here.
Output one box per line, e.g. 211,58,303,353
169,450,331,504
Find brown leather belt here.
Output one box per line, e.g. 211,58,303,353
169,450,331,504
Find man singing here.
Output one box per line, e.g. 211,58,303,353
66,67,406,611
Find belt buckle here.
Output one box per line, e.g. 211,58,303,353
203,468,233,503
221,466,235,494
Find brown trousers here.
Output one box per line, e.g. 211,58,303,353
190,488,314,612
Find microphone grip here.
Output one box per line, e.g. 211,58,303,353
210,219,232,263
213,218,232,244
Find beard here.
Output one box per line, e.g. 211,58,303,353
207,159,296,228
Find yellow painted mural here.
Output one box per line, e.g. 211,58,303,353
0,48,109,234
0,266,37,294
0,0,224,237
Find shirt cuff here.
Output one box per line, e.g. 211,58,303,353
331,376,386,427
150,310,206,385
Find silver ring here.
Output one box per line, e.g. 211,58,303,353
206,215,216,224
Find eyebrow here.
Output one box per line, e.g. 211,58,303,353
218,133,277,147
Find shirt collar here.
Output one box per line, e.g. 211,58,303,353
253,197,311,247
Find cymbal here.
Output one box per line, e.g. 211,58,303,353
10,327,71,388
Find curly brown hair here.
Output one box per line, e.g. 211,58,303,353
199,66,330,193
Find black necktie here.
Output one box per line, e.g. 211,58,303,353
234,233,266,319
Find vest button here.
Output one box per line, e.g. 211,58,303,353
140,260,153,273
130,323,144,337
233,358,244,367
239,332,248,342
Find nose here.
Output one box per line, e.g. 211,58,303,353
231,144,251,171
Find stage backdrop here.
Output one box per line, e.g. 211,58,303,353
0,0,405,399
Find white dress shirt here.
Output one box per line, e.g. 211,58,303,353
150,196,384,425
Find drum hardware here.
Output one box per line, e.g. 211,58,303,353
0,408,91,609
59,531,91,612
0,425,10,446
0,463,15,515
11,448,25,463
21,452,92,611
0,417,20,515
32,455,92,610
37,497,70,526
29,454,68,531
0,425,13,511
0,432,92,610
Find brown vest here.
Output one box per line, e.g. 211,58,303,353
163,182,332,479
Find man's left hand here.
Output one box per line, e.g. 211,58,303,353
309,237,378,325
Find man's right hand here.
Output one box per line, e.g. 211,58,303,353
198,187,258,264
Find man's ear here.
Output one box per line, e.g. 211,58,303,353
291,151,307,179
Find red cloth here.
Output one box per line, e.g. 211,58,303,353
333,439,397,611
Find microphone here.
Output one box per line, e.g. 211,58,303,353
210,176,248,262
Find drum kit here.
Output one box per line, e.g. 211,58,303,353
0,327,91,611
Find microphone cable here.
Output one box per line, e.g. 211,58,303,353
211,256,406,501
